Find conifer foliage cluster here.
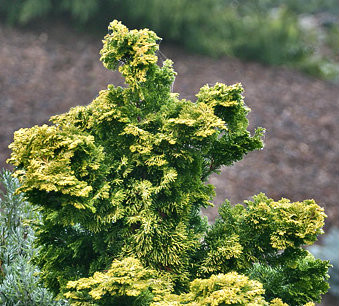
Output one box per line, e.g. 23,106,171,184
7,20,330,305
0,170,68,306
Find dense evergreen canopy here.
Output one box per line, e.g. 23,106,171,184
8,21,329,305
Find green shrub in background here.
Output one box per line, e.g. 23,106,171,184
0,169,69,306
0,0,338,81
7,20,330,305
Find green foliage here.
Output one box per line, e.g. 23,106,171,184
273,0,339,15
65,263,319,306
65,257,171,306
7,21,330,305
196,194,330,305
0,169,68,306
153,271,267,305
8,20,263,297
248,252,330,305
308,227,339,297
0,0,338,80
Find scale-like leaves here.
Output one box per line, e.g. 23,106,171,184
6,20,329,306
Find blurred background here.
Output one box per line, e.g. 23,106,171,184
0,0,338,304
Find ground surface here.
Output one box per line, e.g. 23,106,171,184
0,22,338,229
0,21,338,306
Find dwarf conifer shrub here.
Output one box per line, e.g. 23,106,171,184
7,21,330,305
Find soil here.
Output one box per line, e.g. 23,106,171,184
0,22,338,228
0,21,338,305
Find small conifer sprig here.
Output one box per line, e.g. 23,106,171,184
7,20,329,305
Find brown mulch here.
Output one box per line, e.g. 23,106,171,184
0,22,338,227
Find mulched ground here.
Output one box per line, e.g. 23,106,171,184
0,22,338,228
